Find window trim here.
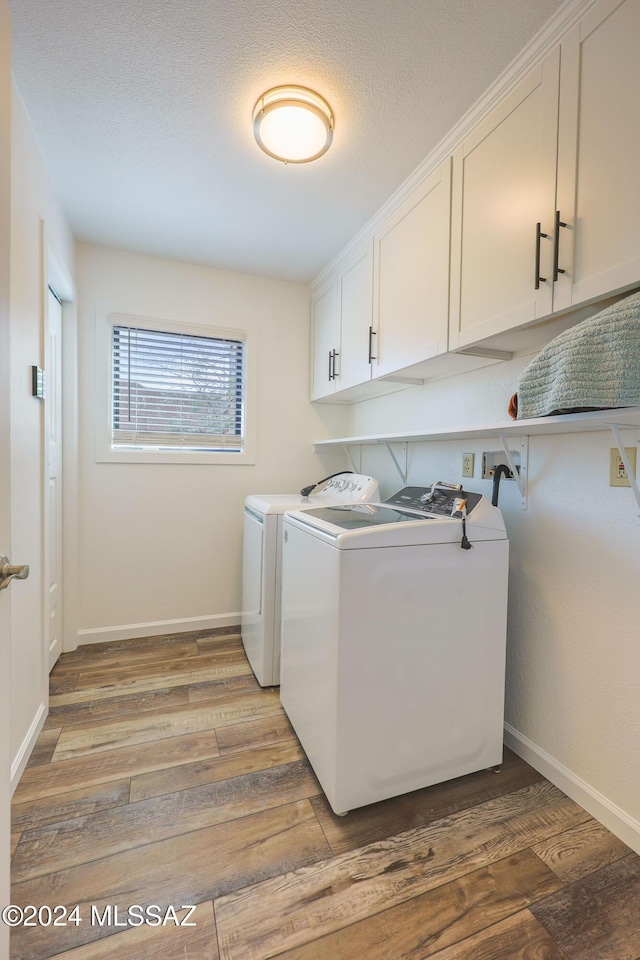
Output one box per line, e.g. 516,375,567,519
96,310,257,465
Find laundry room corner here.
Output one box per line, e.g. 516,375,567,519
73,242,349,647
343,356,640,853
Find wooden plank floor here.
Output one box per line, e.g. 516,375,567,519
10,630,639,960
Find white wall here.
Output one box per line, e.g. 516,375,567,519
10,84,74,780
346,355,640,847
75,244,348,643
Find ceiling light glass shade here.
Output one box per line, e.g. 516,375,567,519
253,86,334,163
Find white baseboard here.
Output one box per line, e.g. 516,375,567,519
504,722,640,855
76,612,242,646
11,702,47,795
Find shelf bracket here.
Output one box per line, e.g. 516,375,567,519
342,444,362,475
497,433,528,509
609,424,640,513
383,441,408,486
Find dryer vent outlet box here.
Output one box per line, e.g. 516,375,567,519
482,450,521,480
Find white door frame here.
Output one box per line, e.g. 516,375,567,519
44,284,63,669
44,226,78,657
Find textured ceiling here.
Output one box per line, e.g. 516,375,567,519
9,0,565,282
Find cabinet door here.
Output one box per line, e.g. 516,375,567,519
373,159,451,379
555,0,640,312
449,49,559,350
337,239,374,391
310,275,339,400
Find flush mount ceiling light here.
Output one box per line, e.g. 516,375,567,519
252,86,334,164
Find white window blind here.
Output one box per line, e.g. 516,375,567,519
111,325,245,451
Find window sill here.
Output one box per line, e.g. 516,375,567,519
96,447,255,465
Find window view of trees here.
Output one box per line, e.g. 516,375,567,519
112,326,244,450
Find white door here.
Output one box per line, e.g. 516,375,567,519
449,48,559,349
310,275,339,400
555,0,640,311
337,240,374,391
1,0,13,944
45,286,63,668
373,159,451,377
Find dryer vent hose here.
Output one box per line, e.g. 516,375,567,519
491,464,512,506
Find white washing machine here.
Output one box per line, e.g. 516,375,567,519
241,473,379,686
280,483,509,815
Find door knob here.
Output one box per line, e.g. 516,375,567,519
0,556,30,590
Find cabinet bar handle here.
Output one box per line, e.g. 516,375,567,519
535,222,548,290
553,210,567,282
328,350,334,381
368,327,377,363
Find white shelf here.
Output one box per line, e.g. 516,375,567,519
313,407,640,449
314,407,640,510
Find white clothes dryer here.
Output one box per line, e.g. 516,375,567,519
241,473,379,686
280,483,509,815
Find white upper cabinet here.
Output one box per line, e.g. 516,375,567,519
449,48,560,350
451,0,640,351
373,159,451,378
310,0,640,400
310,275,339,400
310,243,374,401
555,0,640,312
337,240,375,391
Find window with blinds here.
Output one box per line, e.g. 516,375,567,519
111,325,245,451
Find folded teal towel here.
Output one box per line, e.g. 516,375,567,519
517,291,640,419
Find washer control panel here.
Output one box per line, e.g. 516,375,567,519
385,485,482,516
314,474,379,502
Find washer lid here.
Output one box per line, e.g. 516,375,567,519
284,497,506,547
300,503,430,530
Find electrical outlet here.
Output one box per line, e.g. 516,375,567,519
462,453,474,478
610,447,637,487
